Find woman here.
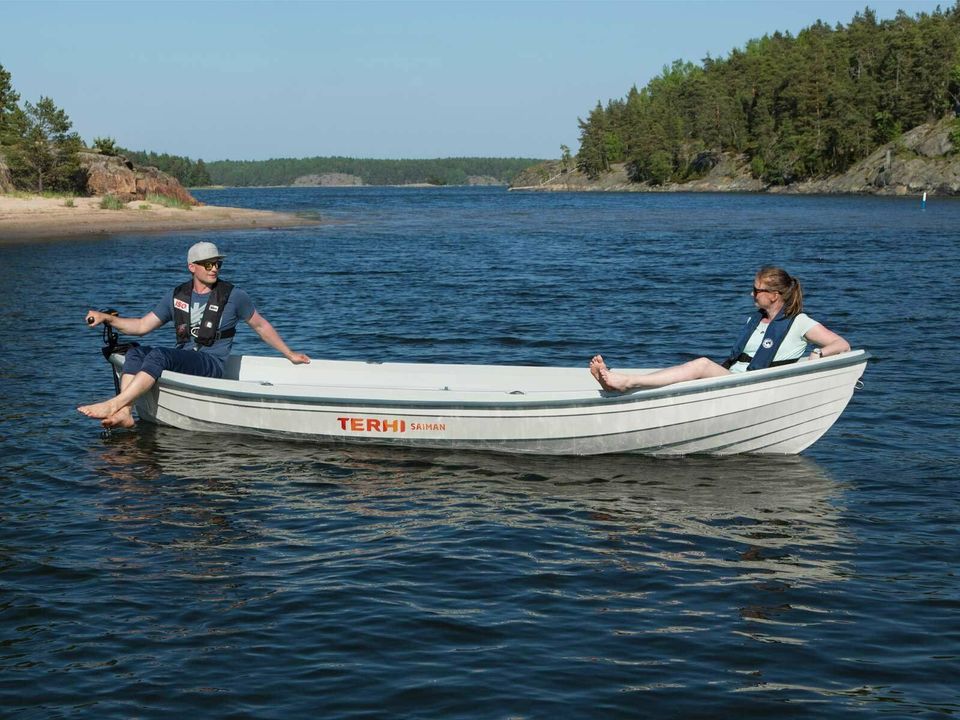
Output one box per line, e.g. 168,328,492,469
590,266,850,392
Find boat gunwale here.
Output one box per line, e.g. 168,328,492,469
111,350,871,412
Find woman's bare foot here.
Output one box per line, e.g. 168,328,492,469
589,355,607,384
596,366,634,392
78,398,120,419
589,354,634,392
101,407,135,429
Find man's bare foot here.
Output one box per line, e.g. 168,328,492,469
77,399,119,419
101,408,135,429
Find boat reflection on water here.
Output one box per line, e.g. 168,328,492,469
90,426,851,591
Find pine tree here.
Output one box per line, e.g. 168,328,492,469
576,102,610,178
192,158,211,186
0,64,23,148
8,96,83,193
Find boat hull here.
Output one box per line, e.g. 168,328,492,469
111,351,869,456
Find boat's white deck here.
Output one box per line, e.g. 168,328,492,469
223,355,617,394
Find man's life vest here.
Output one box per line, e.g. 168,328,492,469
722,309,798,371
173,280,235,348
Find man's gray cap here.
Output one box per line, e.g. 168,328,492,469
187,241,225,264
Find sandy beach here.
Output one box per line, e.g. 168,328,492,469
0,194,320,244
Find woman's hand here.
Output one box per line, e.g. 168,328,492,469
805,323,851,359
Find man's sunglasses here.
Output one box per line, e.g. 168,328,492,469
752,286,779,295
194,259,223,270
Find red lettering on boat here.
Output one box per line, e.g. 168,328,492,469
336,416,407,433
381,419,404,432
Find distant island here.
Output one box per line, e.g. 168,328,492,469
201,157,542,188
290,172,506,187
53,151,543,190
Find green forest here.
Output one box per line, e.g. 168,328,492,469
121,149,212,187
576,4,960,185
113,152,542,188
202,156,542,187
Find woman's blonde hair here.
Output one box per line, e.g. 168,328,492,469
757,266,803,317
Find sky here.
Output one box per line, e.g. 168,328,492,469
2,0,952,161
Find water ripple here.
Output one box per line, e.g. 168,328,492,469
1,189,958,717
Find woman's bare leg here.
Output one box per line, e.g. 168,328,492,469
590,355,730,392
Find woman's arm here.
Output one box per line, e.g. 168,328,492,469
804,323,851,359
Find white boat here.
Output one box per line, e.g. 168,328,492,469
106,349,869,456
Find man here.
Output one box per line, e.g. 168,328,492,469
78,241,310,428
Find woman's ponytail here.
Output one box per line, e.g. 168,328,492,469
757,266,803,317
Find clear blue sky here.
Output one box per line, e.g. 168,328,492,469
2,1,950,161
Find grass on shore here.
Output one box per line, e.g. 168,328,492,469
2,189,195,211
146,193,192,210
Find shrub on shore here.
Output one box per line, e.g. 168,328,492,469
99,194,124,210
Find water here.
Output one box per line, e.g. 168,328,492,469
1,188,958,717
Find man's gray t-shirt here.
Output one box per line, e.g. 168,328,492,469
152,285,256,367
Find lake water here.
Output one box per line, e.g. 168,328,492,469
1,187,958,717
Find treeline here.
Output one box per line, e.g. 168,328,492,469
0,65,212,193
203,156,543,186
0,64,84,192
577,5,960,185
120,149,211,187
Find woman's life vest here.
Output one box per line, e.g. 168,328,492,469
173,280,235,348
722,309,798,371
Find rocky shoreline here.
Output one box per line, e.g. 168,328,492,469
79,151,199,205
511,116,960,197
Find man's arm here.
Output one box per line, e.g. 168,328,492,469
85,310,164,337
246,311,311,364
